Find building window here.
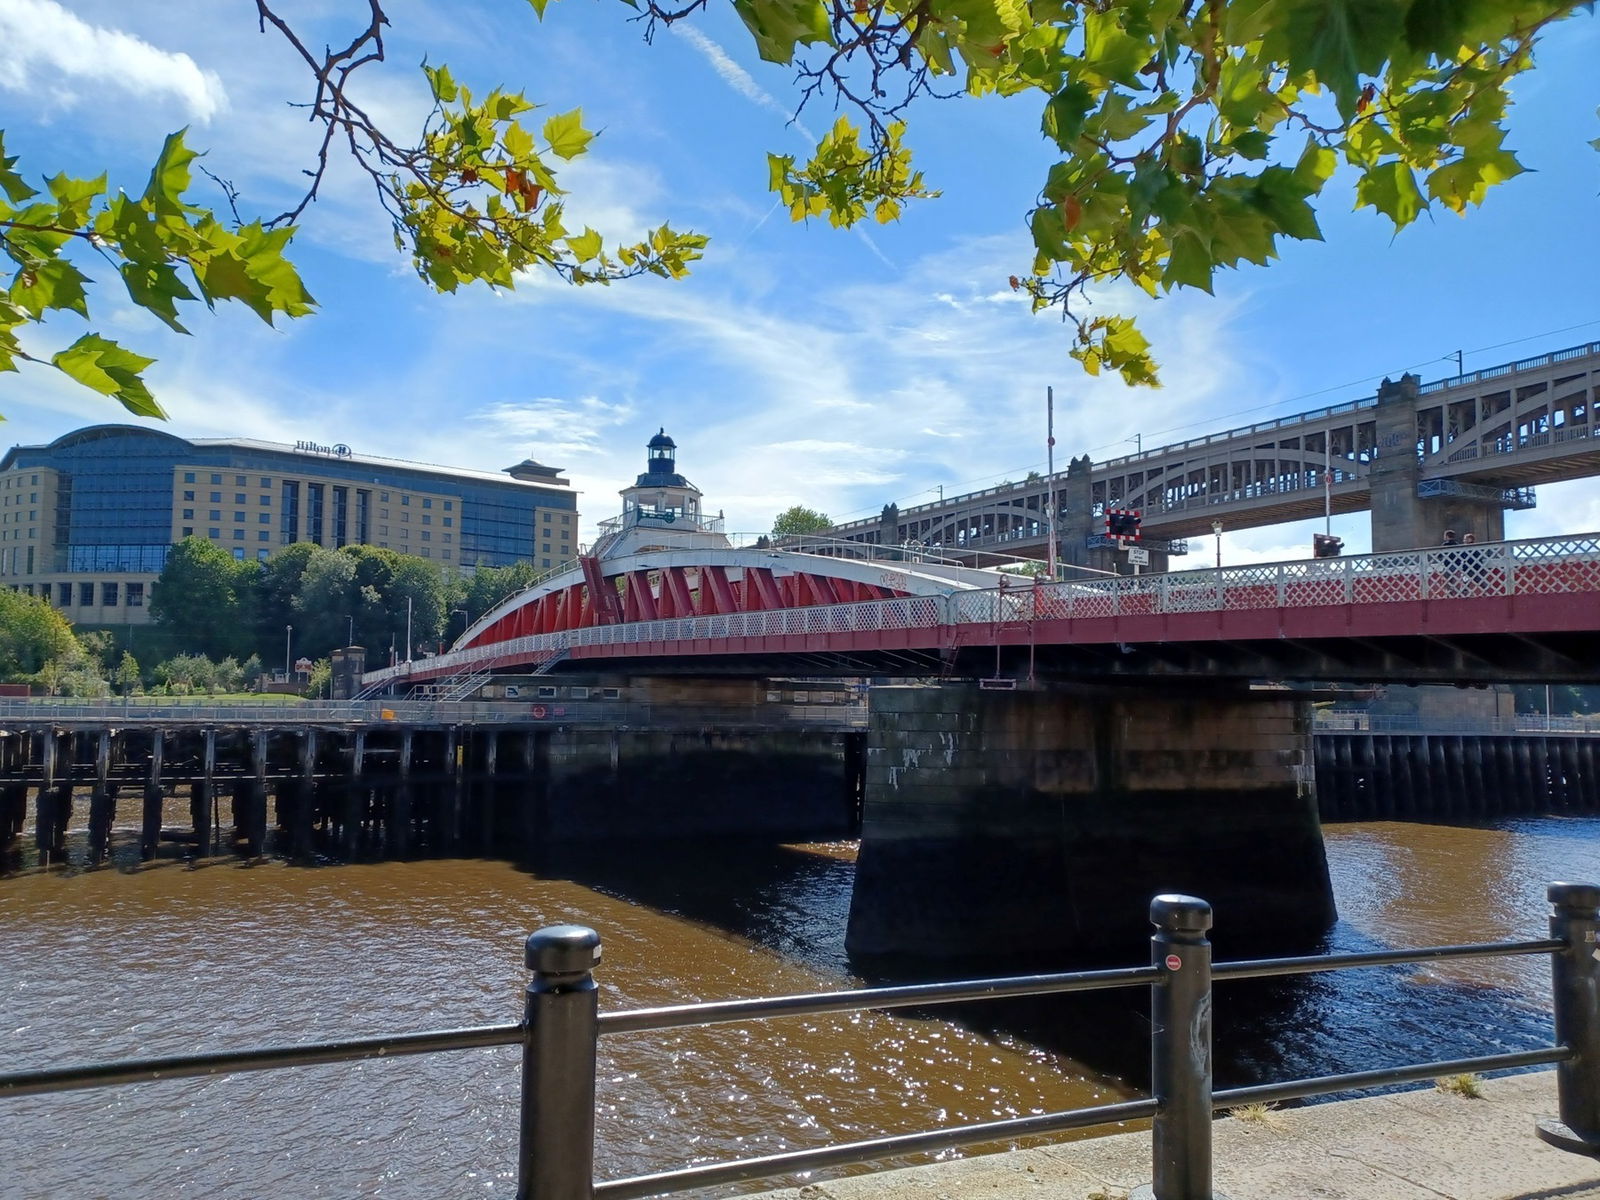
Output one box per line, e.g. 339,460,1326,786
259,495,271,506
542,543,551,553
210,491,221,503
562,515,571,524
210,473,222,485
78,582,93,606
260,477,272,487
401,496,410,506
442,550,451,560
332,485,348,548
258,530,270,542
379,508,389,519
102,582,118,607
356,489,371,544
542,512,551,523
209,510,221,521
182,527,193,537
421,531,431,542
422,498,432,509
379,491,389,502
127,582,144,607
208,527,220,538
422,548,431,557
541,558,550,567
257,549,270,561
234,493,246,504
443,517,452,527
25,546,32,574
183,490,195,501
259,513,270,524
422,514,431,526
184,472,196,483
443,533,452,544
57,583,70,606
232,547,244,561
181,508,194,520
307,482,325,545
235,475,246,486
378,525,388,537
444,501,453,511
233,529,245,540
401,512,410,523
282,481,300,543
233,511,245,522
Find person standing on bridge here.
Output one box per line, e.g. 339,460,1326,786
1441,529,1460,547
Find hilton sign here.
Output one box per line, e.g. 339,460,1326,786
295,440,353,457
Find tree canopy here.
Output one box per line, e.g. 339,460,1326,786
771,504,835,537
1,0,1589,407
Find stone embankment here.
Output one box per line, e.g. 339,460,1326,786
756,1071,1600,1200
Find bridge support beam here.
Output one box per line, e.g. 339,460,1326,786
847,683,1336,964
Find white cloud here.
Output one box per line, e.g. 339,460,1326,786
470,396,636,461
0,0,226,120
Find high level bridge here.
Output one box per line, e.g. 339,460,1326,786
827,340,1600,567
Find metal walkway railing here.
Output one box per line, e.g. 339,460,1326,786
4,883,1598,1200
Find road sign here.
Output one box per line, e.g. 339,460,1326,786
294,657,314,673
1126,546,1150,566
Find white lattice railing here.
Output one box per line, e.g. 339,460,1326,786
362,534,1600,685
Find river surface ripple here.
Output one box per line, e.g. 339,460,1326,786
2,816,1594,1199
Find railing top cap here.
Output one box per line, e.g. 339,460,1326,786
526,925,602,975
1150,894,1213,933
1548,882,1600,913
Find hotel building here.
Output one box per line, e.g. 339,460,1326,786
0,425,579,626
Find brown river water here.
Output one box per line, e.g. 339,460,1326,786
3,811,1596,1199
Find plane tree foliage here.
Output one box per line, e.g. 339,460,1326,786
771,504,834,537
1,0,1588,409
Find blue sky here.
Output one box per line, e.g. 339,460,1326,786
2,0,1597,568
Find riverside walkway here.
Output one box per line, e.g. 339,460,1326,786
755,1071,1600,1200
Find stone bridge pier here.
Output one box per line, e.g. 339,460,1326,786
846,684,1336,965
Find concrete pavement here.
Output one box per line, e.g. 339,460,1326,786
754,1071,1600,1200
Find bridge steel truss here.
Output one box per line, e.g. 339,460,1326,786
364,533,1600,689
830,341,1600,552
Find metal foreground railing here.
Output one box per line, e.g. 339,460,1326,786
4,885,1600,1199
361,532,1600,688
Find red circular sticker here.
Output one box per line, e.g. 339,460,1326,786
1165,954,1182,970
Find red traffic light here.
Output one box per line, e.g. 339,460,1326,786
1106,508,1142,539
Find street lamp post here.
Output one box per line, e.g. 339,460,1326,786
1212,520,1223,570
284,624,292,684
452,608,469,642
405,596,413,663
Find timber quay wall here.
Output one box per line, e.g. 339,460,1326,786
0,701,865,867
1315,729,1600,821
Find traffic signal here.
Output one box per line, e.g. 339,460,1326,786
1106,508,1142,540
1313,533,1344,558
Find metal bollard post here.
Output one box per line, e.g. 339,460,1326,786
1135,894,1221,1200
1538,882,1600,1158
518,925,602,1200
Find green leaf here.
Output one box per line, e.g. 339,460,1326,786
10,257,91,319
1283,0,1407,114
565,227,603,262
730,0,833,64
1425,149,1525,214
51,334,165,418
118,261,195,333
141,129,200,216
423,62,459,104
1042,82,1094,149
1080,10,1147,87
1162,229,1215,293
542,109,594,160
1356,159,1426,226
0,135,38,204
